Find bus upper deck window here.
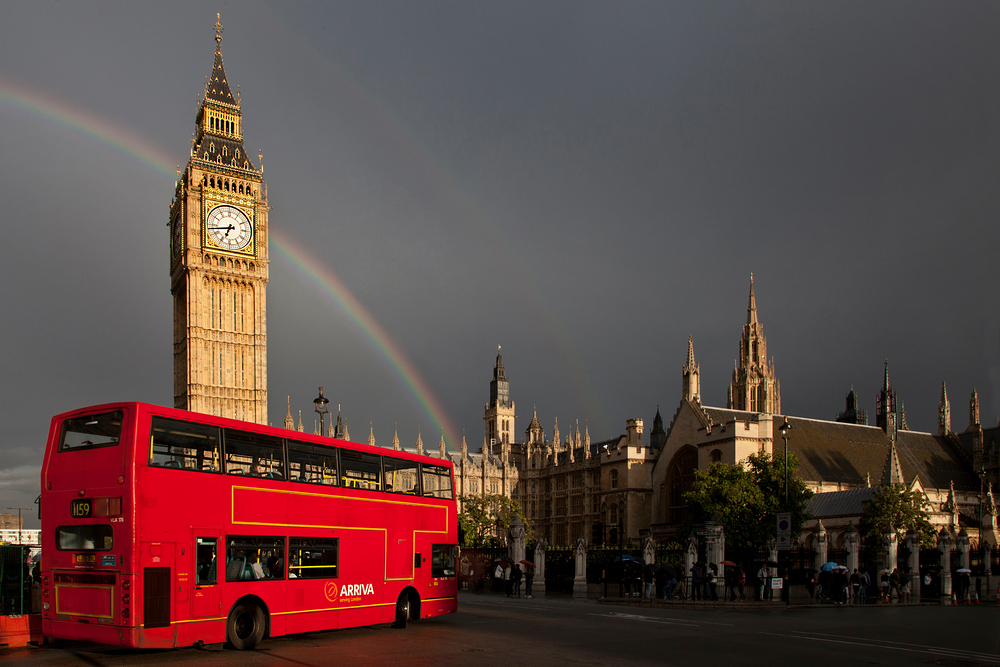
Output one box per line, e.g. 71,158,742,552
150,417,221,472
59,411,124,452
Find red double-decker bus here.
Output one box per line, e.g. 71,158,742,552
39,402,458,649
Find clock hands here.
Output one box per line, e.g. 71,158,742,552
208,224,235,237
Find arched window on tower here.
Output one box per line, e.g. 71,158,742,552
710,449,722,463
609,468,619,489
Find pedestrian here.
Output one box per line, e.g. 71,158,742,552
691,564,703,601
654,564,667,600
880,570,889,603
725,567,737,601
707,563,718,601
850,569,860,603
859,569,870,603
512,563,522,598
643,563,655,600
757,564,769,601
525,564,534,598
737,568,746,601
504,562,513,597
889,568,900,603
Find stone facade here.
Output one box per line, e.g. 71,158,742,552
651,278,995,548
171,16,268,425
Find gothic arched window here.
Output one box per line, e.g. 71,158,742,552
610,468,619,489
666,445,698,525
710,449,722,463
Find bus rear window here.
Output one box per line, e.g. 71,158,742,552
56,525,114,551
58,411,123,452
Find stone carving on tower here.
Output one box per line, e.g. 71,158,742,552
727,275,780,414
170,15,268,424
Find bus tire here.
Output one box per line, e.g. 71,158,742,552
394,593,410,629
227,600,265,650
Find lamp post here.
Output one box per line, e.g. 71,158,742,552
779,418,792,510
313,387,330,437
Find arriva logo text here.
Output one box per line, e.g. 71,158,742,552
342,583,374,596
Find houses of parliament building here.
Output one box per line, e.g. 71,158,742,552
171,21,996,550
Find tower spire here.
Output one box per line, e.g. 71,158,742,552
728,276,779,413
682,335,701,403
939,381,951,435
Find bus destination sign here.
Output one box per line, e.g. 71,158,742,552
71,498,92,518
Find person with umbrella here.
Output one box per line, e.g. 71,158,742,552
520,560,535,598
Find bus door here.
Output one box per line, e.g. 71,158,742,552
192,531,222,619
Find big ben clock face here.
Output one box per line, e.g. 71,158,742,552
206,205,253,251
171,213,182,258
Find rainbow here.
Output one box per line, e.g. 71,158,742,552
270,230,460,450
0,75,460,451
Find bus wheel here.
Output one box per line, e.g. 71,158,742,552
227,601,265,650
393,593,410,629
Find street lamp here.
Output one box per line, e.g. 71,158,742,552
313,388,330,437
778,418,792,510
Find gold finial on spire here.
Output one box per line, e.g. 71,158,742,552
214,13,224,48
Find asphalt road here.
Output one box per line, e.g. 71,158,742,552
3,593,1000,666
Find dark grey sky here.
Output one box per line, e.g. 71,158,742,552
2,1,998,526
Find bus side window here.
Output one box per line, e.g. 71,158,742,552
149,417,221,472
289,538,338,579
287,439,338,486
384,456,419,494
196,537,218,585
224,429,285,478
340,450,381,492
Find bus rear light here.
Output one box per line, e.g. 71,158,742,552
43,602,49,611
121,579,130,591
93,497,122,517
118,475,124,484
43,576,49,586
121,609,130,619
121,593,130,605
43,589,48,598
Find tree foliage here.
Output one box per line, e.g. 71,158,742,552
457,494,531,547
684,451,813,554
859,484,935,549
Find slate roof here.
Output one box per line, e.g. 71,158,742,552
806,487,876,518
206,47,236,106
700,406,980,492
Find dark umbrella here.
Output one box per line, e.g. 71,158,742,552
493,556,514,565
519,560,535,568
613,554,637,563
720,560,737,567
660,564,676,578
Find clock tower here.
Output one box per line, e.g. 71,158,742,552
170,15,268,424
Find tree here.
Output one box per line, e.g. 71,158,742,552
684,451,813,558
458,494,531,547
859,484,935,549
